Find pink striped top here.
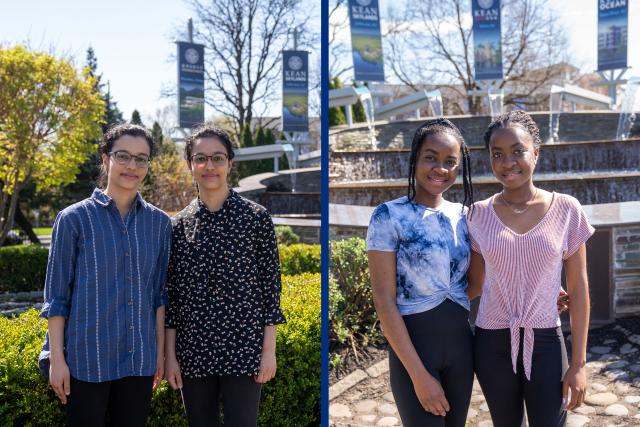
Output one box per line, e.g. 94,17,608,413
467,192,594,380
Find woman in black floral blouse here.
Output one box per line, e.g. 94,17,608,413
164,125,286,426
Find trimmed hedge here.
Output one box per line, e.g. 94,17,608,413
0,273,320,426
0,245,49,293
329,237,382,351
275,225,300,246
279,244,321,276
0,243,320,294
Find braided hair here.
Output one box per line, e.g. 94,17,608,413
483,110,542,149
407,118,474,210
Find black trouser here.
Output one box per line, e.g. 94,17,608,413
66,375,153,427
474,327,568,427
181,375,262,427
389,299,474,427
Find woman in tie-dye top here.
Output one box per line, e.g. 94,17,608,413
367,118,476,427
467,111,592,427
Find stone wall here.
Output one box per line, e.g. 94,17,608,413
614,225,640,317
330,139,640,182
330,111,624,149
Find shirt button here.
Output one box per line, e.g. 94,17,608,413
128,348,133,353
122,228,127,234
128,300,133,306
129,325,133,330
124,252,130,257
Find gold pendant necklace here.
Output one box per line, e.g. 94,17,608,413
501,188,537,214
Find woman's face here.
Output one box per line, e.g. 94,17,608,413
102,135,151,192
414,132,461,197
488,125,539,190
188,137,233,192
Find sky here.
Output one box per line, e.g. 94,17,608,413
330,0,640,84
0,0,319,129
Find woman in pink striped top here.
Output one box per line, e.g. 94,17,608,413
467,111,593,426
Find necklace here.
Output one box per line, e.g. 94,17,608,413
501,188,538,214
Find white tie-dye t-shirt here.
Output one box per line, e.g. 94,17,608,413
366,196,471,316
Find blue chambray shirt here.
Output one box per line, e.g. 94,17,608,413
366,196,471,316
40,189,171,382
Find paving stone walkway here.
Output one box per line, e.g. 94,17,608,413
330,324,640,426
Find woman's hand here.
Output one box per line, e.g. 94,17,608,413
49,357,71,404
153,351,164,391
558,289,570,313
413,371,450,417
562,364,587,410
164,355,183,390
254,350,277,383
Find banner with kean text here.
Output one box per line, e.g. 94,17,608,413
282,50,309,132
598,0,628,71
472,0,503,81
348,0,385,82
177,42,205,128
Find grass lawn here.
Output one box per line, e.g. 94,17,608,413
12,227,52,236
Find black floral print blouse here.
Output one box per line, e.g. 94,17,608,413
165,190,286,378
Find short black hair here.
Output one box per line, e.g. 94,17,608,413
184,125,235,162
407,118,474,209
484,110,542,149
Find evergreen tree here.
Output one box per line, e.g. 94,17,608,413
329,77,346,126
131,109,143,126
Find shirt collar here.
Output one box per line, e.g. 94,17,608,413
91,188,146,210
196,189,238,215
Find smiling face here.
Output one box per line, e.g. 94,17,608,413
414,132,461,199
101,135,151,192
188,137,233,192
488,125,539,189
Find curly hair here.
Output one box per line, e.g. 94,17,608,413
184,125,235,163
408,118,474,209
483,110,542,149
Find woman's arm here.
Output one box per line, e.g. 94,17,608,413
562,243,590,410
369,250,449,416
48,316,70,404
255,325,277,383
467,251,485,300
164,328,182,390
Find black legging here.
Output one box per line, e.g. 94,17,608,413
389,299,474,427
66,375,154,427
474,327,568,427
181,375,262,427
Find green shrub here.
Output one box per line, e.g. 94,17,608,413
278,244,320,275
329,237,382,351
0,273,320,426
0,245,48,293
275,225,300,246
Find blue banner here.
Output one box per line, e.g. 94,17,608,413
177,42,205,128
348,0,385,82
472,0,503,81
282,50,309,132
598,0,628,71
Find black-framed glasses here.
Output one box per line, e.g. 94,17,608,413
191,153,229,167
108,151,150,168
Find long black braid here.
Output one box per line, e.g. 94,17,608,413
407,118,474,211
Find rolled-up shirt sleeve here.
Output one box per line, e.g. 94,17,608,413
256,210,286,326
153,218,171,310
40,211,78,319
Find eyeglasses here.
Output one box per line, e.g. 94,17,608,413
191,153,229,167
108,151,150,168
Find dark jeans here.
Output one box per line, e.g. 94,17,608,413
474,327,568,427
181,375,262,427
66,375,153,427
389,299,474,427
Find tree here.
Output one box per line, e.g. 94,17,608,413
186,0,315,142
385,0,569,114
0,46,104,245
131,109,143,125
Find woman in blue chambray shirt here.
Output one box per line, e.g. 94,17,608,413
39,124,171,427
